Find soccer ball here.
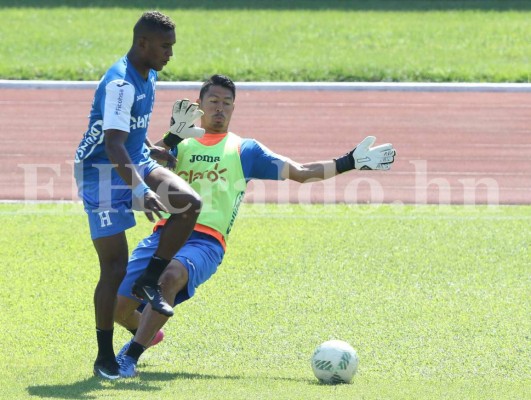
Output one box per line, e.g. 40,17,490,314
311,340,359,384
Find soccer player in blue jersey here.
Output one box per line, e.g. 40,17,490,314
112,74,396,377
74,11,204,379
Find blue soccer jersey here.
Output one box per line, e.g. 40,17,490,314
74,55,157,177
74,56,160,239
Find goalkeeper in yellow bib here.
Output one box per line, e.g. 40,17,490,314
114,74,396,377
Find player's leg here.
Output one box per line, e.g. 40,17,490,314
91,231,129,380
118,232,225,377
93,233,129,328
115,227,170,356
119,260,189,377
136,261,189,346
115,227,163,333
85,203,136,379
76,161,136,379
115,295,165,350
132,166,201,316
115,296,142,332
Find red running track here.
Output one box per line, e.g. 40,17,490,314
0,88,529,205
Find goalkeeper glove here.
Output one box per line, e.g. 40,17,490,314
335,136,396,172
163,99,205,148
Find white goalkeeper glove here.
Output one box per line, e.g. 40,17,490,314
163,99,205,148
335,136,396,172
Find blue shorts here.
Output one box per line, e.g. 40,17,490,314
118,229,225,306
74,159,160,239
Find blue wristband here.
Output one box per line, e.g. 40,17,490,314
132,182,150,198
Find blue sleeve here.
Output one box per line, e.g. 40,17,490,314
240,139,287,181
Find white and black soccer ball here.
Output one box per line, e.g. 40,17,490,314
311,340,359,384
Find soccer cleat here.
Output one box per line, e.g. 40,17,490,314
118,355,138,378
93,357,120,380
132,282,174,317
116,339,133,362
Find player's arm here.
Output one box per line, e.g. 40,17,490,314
102,80,146,190
104,130,168,220
144,137,154,148
281,136,396,183
281,159,337,182
105,129,143,188
154,138,169,149
102,79,167,220
145,137,176,169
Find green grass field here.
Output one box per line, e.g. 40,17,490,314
1,1,530,398
1,203,529,399
0,0,529,82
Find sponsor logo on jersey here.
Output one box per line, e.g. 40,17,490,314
75,120,104,162
136,93,146,101
115,87,124,115
131,113,151,130
189,154,221,163
178,163,227,184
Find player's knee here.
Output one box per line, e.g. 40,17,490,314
99,259,127,285
168,190,202,216
184,191,202,213
112,265,127,283
161,264,188,293
95,243,128,284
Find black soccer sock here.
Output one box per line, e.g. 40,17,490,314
96,328,114,360
138,255,171,285
125,341,146,362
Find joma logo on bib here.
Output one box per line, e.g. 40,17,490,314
190,154,221,163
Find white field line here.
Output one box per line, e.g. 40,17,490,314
1,80,531,92
239,214,531,220
1,201,529,220
2,211,528,220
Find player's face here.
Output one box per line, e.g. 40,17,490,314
143,30,176,71
198,86,235,133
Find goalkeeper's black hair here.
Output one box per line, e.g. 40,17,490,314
133,11,175,38
200,74,236,100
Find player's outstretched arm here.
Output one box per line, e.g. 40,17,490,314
281,136,396,183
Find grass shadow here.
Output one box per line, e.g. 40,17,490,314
26,375,163,399
26,371,244,399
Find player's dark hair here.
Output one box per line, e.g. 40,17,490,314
200,74,236,100
133,11,175,38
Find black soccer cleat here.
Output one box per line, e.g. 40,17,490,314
132,281,174,317
93,357,120,380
